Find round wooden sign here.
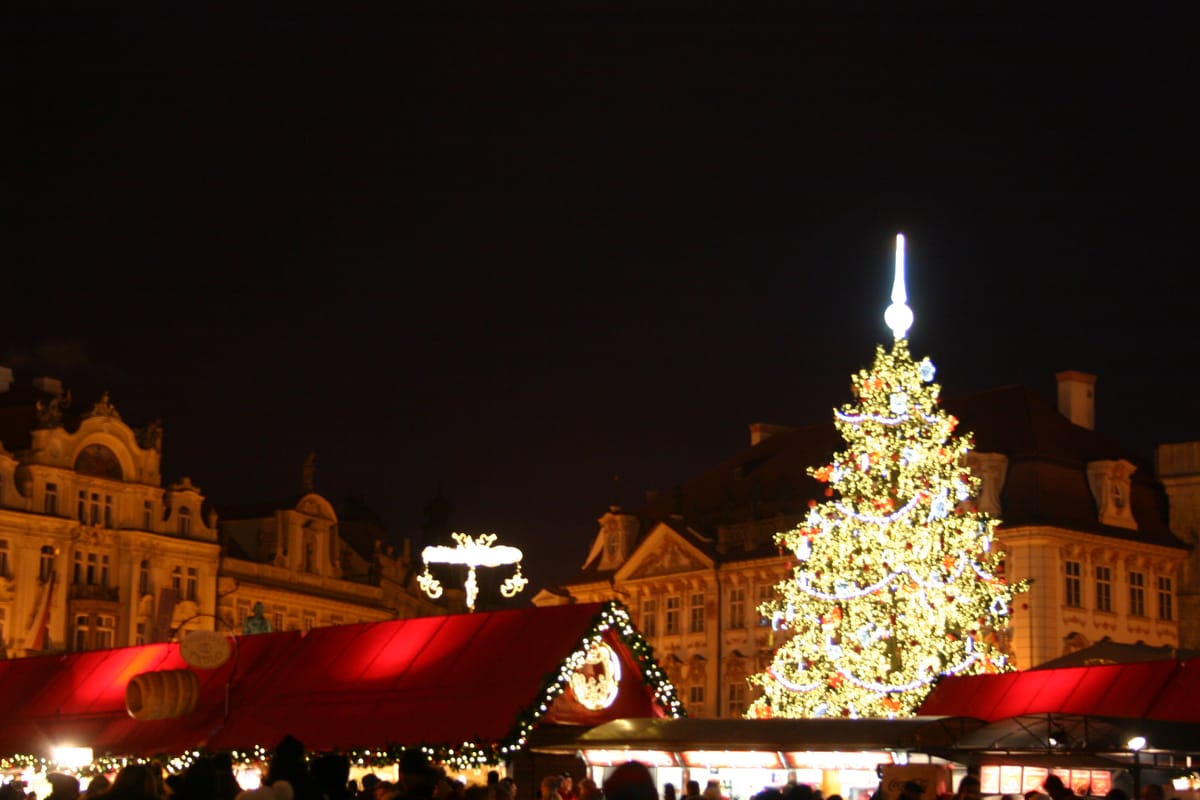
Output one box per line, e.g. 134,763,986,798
180,629,233,669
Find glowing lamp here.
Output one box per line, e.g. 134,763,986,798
418,532,528,612
52,746,93,769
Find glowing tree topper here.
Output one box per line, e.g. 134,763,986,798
748,233,1029,719
419,532,529,612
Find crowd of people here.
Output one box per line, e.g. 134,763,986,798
0,747,1186,800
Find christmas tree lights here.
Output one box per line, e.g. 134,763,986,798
748,234,1029,719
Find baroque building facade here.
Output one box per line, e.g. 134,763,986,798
216,455,454,635
0,368,448,658
534,371,1196,718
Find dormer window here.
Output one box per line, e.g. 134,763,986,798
178,506,191,536
1086,459,1137,530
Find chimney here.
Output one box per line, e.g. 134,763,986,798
749,422,795,446
1056,371,1096,430
0,367,11,393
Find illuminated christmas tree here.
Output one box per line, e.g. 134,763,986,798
748,234,1028,719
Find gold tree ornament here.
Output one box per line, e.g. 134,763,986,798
420,532,528,612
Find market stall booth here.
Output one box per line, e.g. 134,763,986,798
528,715,984,800
917,657,1200,797
0,601,680,792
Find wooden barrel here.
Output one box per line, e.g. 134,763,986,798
125,669,200,720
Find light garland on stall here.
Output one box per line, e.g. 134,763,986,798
748,234,1029,719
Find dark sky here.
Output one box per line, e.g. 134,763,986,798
10,11,1198,595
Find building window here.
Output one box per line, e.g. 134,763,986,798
178,507,191,536
605,532,620,562
171,567,183,594
72,551,83,585
237,601,251,627
1095,565,1112,612
0,539,8,579
689,685,705,705
74,614,90,651
138,560,151,596
1129,571,1146,617
758,584,774,626
1158,576,1174,621
143,501,153,530
272,607,285,632
727,682,746,717
302,611,316,631
641,599,657,637
44,483,58,515
96,615,115,649
104,495,114,528
665,596,681,635
77,491,86,521
185,567,198,602
728,587,746,629
101,554,111,587
135,621,147,646
90,493,100,525
1064,561,1082,607
86,552,98,585
689,592,705,634
39,546,54,581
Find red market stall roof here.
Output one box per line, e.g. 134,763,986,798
917,658,1200,723
916,658,1200,762
0,601,679,765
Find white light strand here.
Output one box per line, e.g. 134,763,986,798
835,637,982,693
834,409,941,426
832,493,923,524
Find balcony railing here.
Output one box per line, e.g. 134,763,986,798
68,583,120,602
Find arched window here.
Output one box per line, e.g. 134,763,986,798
75,444,123,480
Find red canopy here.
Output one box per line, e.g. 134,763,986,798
0,601,676,761
918,658,1200,723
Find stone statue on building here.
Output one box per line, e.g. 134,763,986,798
82,391,120,420
242,601,272,634
34,390,71,429
138,419,164,452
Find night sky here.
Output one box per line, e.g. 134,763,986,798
11,11,1198,594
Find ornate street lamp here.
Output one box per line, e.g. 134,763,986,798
418,532,528,612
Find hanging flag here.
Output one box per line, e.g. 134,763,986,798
21,570,55,654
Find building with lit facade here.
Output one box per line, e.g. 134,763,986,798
217,461,453,634
534,371,1197,719
0,368,447,658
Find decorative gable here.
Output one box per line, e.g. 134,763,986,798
615,522,712,582
627,541,706,579
1086,459,1138,530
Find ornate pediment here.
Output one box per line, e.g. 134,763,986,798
627,542,705,579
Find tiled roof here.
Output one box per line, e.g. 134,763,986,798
576,381,1185,580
